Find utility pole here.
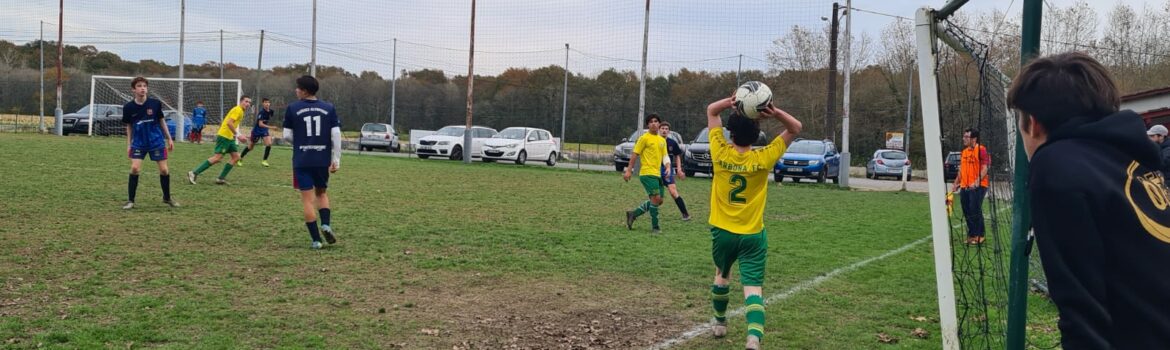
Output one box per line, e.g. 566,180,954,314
178,0,186,141
839,0,853,188
561,43,570,148
220,29,225,119
391,38,397,128
54,0,63,136
901,59,914,191
463,0,476,164
39,20,45,133
636,0,650,129
735,54,743,86
256,30,264,114
310,0,317,77
825,3,840,142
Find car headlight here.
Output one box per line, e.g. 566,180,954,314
506,143,519,149
437,141,450,146
685,149,693,158
808,160,821,166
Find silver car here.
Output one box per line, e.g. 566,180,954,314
866,149,912,180
359,123,400,152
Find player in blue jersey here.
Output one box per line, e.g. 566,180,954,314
190,101,207,144
239,98,274,167
282,76,342,250
121,76,179,209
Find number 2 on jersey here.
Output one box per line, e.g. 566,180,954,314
729,174,747,204
303,116,321,136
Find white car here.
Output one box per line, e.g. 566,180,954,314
416,125,498,160
482,127,560,166
358,122,400,152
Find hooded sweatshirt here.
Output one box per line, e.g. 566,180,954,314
1029,110,1170,349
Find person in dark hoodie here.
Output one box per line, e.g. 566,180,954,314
1008,51,1170,349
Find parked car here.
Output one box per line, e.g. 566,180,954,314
482,127,560,166
359,123,401,152
416,125,497,160
163,110,193,141
774,138,842,183
866,149,912,180
613,129,685,172
61,104,124,136
944,151,960,181
683,127,769,177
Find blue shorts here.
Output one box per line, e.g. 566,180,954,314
129,147,167,161
660,166,677,185
292,167,330,191
252,128,269,138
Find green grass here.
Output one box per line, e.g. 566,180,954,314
0,134,1056,349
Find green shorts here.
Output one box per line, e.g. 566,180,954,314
214,136,241,154
639,175,664,198
711,227,768,286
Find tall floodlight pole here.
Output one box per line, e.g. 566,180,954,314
391,38,397,128
54,0,63,136
310,0,317,77
463,0,476,164
636,0,650,129
178,0,186,141
561,43,570,147
839,0,853,188
39,21,45,133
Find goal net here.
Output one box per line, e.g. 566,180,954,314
89,75,243,141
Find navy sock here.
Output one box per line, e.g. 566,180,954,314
675,196,689,216
160,174,171,201
263,146,271,160
240,146,252,158
306,221,322,242
128,174,139,202
319,208,331,226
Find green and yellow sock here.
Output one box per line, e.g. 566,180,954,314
632,200,650,217
218,163,234,179
193,160,212,175
711,285,730,323
745,294,765,339
649,203,660,228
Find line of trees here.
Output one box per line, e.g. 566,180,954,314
1,1,1167,166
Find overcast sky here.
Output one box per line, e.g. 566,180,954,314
0,0,1161,78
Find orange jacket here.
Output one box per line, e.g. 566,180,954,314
959,144,990,188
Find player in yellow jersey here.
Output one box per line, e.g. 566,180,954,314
623,114,668,234
704,94,801,350
188,96,252,185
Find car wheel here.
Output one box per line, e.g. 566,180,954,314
449,145,463,160
684,170,695,177
391,145,400,152
546,152,557,166
817,171,826,184
515,150,527,165
484,158,495,163
419,154,430,159
774,172,782,183
615,164,625,172
866,171,874,179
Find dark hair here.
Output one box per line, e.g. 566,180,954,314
196,100,203,105
296,75,320,95
130,76,148,89
240,95,251,102
261,98,270,103
659,121,671,128
727,113,761,147
645,113,661,126
964,128,980,141
1007,52,1120,132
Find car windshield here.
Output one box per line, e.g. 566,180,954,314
75,105,92,114
692,128,732,144
496,128,527,140
363,124,387,132
881,151,907,160
788,141,825,155
436,126,465,136
946,153,960,162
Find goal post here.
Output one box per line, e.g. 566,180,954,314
89,75,243,141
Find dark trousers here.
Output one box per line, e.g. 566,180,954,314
960,186,987,237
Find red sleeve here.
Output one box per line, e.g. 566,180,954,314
980,147,990,166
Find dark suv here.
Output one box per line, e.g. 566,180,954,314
613,129,684,172
61,104,124,136
682,127,768,177
944,151,960,181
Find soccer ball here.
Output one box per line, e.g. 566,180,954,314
734,81,773,119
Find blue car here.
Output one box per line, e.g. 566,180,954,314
773,139,842,183
163,110,193,141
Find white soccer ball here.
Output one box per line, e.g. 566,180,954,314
734,81,773,119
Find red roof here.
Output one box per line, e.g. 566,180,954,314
1122,86,1170,102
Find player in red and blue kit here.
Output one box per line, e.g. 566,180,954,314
282,76,342,250
122,76,179,209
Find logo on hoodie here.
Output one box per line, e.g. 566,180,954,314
1125,161,1170,244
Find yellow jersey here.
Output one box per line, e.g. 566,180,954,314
633,131,667,177
708,127,788,234
217,105,245,139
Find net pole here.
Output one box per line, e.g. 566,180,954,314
915,7,960,349
178,0,186,142
1006,1,1042,349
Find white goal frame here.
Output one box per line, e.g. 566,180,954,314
89,75,243,141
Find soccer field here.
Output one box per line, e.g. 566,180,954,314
1,133,1003,349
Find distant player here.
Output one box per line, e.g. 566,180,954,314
121,76,179,209
658,121,691,221
703,94,801,350
187,96,252,185
623,114,667,234
239,98,274,167
283,75,342,250
189,100,207,144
